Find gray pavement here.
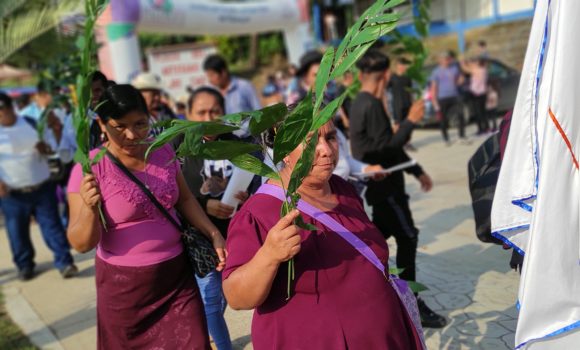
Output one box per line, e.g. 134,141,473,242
0,126,519,350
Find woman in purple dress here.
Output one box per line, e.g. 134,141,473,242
67,85,225,349
223,121,423,349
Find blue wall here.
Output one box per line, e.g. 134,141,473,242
396,8,534,52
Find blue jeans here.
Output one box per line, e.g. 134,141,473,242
1,182,73,271
195,271,232,350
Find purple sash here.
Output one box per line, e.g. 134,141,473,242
256,184,426,349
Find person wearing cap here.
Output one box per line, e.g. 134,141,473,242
131,72,176,136
0,92,77,281
349,50,448,329
202,55,261,139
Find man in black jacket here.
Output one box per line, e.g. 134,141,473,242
350,50,447,328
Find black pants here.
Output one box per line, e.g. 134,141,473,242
438,97,465,141
486,108,498,130
372,195,419,282
471,94,488,133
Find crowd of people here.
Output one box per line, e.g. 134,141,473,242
428,41,501,146
0,44,506,348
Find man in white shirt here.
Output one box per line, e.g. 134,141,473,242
0,93,77,281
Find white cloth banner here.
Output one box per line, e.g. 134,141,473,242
491,0,580,348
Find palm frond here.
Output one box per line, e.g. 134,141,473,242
0,0,27,18
0,0,83,63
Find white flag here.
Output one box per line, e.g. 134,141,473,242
491,0,580,348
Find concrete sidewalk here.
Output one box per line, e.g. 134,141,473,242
0,126,519,350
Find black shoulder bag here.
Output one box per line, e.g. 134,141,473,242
105,150,219,277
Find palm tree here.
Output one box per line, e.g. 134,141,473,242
0,0,83,63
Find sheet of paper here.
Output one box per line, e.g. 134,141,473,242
221,166,254,216
352,159,417,179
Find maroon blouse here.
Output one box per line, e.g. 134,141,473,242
224,176,422,350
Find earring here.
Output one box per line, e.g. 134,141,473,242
100,133,107,142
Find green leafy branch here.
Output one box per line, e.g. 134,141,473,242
71,0,108,228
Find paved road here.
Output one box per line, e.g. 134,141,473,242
0,126,519,350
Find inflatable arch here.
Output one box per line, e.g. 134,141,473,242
97,0,313,84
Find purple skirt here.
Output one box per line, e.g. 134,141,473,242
95,253,210,350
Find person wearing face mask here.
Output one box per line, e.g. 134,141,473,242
223,121,425,349
349,49,447,329
67,84,225,349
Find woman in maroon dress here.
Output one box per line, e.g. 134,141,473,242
223,122,423,349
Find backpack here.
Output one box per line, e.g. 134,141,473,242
467,111,512,244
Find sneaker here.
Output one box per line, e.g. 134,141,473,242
18,267,35,281
417,298,447,328
60,264,79,279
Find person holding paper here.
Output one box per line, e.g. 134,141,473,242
349,50,446,329
179,86,258,350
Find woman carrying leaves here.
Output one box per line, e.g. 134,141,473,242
66,84,224,349
222,121,424,349
178,87,254,350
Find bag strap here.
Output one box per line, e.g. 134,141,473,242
104,149,183,232
256,183,387,276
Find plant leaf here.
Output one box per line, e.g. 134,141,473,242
198,141,261,160
311,91,348,131
388,267,405,275
230,154,280,180
406,281,429,293
332,42,375,79
348,22,397,48
248,103,288,136
295,215,317,231
366,12,401,25
313,47,335,113
90,147,107,165
273,92,314,164
146,121,237,159
383,0,406,10
287,135,318,195
219,111,259,125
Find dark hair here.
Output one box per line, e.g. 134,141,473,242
203,54,228,74
36,81,51,94
297,50,323,77
356,49,390,73
95,84,148,122
397,57,412,65
0,92,13,109
91,71,108,86
187,86,225,113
